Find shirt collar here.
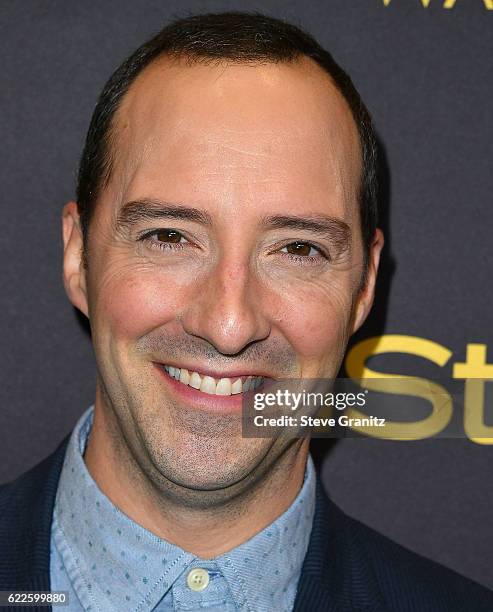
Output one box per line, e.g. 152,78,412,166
53,405,316,611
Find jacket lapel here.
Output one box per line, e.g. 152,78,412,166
293,479,388,612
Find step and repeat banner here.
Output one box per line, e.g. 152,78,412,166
0,0,491,589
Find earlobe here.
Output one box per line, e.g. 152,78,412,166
62,201,89,318
350,228,384,334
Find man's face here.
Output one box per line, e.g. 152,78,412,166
64,56,381,499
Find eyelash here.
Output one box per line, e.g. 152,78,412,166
137,229,330,265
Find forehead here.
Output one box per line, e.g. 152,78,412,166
107,55,361,217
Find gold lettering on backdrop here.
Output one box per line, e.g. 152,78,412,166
453,344,493,445
345,336,493,443
383,0,493,8
344,335,453,440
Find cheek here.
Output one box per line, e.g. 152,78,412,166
92,269,191,340
271,280,353,362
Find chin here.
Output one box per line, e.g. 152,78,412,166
145,439,272,496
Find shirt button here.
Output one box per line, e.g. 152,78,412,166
186,568,210,592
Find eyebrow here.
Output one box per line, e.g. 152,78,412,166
115,199,213,231
115,198,352,251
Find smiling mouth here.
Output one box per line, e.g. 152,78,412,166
160,364,264,396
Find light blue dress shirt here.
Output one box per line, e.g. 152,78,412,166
50,406,316,611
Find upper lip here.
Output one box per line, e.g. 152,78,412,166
153,361,270,380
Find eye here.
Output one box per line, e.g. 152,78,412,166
275,240,331,267
154,229,184,243
281,242,324,258
138,228,190,252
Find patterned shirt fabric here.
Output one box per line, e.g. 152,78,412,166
50,406,316,611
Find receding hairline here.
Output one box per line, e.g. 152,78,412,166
101,52,363,195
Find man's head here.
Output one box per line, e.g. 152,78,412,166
62,12,383,504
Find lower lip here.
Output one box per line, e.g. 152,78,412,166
153,363,252,413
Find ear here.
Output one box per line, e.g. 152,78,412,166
350,228,384,334
62,201,89,318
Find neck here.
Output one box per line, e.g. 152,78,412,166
84,393,310,558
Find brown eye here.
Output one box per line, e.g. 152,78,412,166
155,229,183,243
284,241,317,257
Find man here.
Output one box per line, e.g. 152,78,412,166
0,11,491,612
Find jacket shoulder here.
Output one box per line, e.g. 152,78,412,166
0,436,69,588
343,507,493,611
0,438,67,519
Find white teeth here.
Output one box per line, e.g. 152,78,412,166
215,378,232,395
179,368,190,385
162,365,263,396
231,378,243,395
189,372,202,389
200,376,216,394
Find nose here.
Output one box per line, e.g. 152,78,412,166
180,257,271,356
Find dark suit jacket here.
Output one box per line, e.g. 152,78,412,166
1,436,492,612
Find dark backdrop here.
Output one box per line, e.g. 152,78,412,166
1,0,492,590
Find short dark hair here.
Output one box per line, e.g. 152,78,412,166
76,11,378,278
